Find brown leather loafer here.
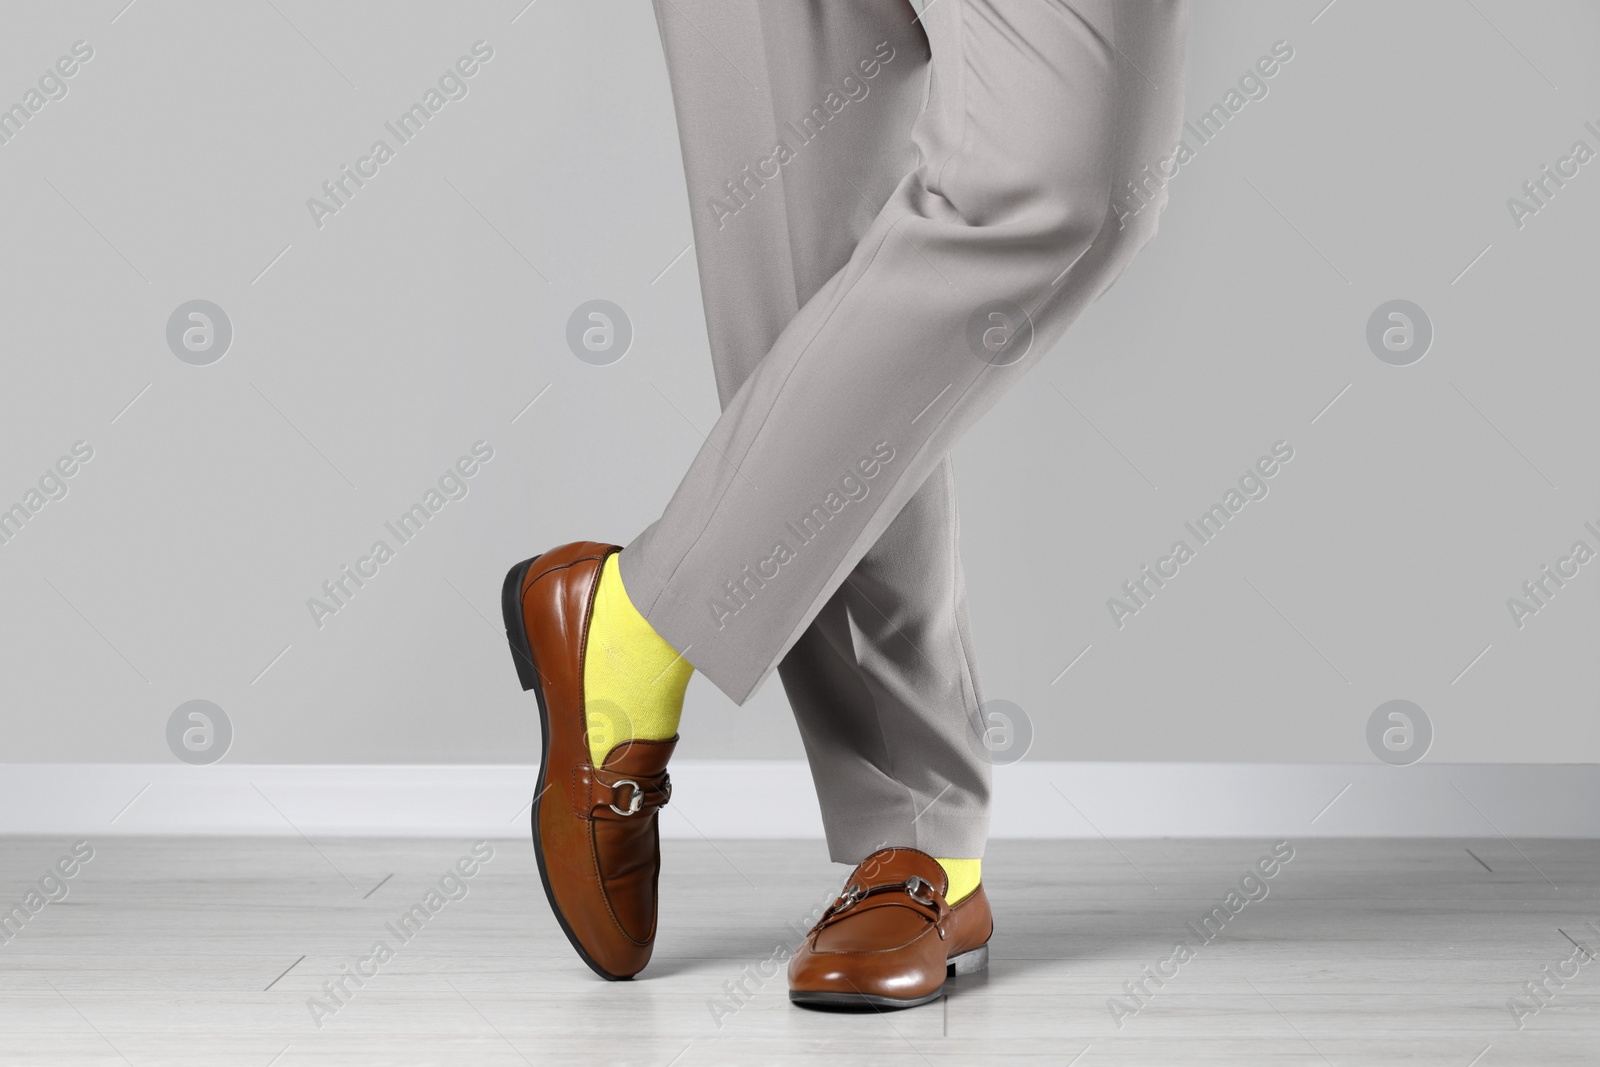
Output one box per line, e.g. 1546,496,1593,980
501,541,673,981
788,847,993,1009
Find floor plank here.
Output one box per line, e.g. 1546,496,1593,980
2,837,1597,1064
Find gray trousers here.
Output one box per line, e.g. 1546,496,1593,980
626,0,1188,860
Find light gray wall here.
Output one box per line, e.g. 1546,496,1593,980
1,1,1595,765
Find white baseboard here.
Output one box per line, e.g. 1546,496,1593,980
3,762,1597,838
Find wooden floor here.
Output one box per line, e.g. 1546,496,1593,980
2,836,1598,1065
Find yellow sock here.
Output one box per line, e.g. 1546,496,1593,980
582,552,692,765
936,858,981,904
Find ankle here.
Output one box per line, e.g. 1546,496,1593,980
583,552,692,765
935,857,981,904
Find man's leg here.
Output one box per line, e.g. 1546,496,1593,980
649,0,989,861
624,0,1190,705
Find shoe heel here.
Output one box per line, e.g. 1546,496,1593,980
501,556,543,692
947,944,989,977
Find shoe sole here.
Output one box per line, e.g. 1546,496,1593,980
502,554,632,983
788,944,990,1010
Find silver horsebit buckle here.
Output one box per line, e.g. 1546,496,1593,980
903,874,936,907
834,875,937,914
608,779,644,816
